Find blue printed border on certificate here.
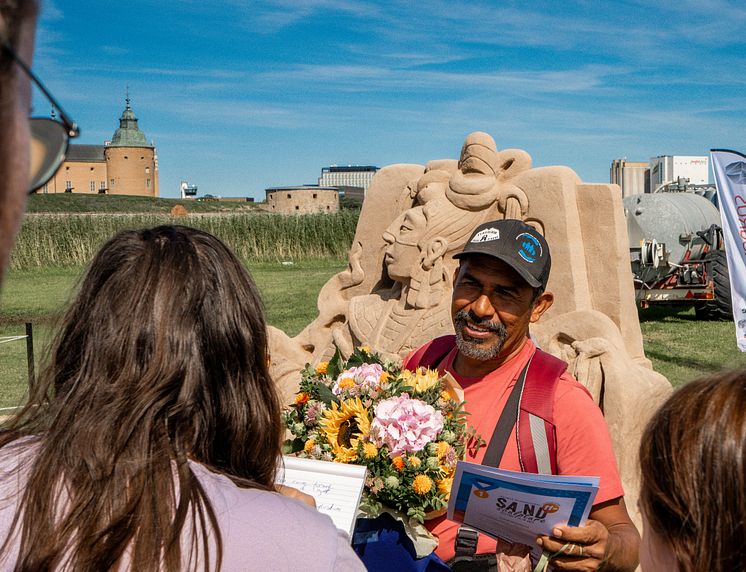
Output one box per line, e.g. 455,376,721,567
451,472,595,527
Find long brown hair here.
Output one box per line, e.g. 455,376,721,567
639,369,746,571
0,225,282,571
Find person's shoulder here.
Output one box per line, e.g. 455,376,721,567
403,334,456,369
554,370,596,404
190,462,361,570
0,436,41,474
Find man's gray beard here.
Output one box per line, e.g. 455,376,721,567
453,309,508,362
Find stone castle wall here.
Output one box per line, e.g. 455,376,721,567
105,147,158,197
47,161,107,194
266,188,339,214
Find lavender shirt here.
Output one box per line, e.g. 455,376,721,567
0,441,365,571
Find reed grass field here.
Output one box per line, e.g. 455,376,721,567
11,211,359,270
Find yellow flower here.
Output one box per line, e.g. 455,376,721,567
363,443,378,458
440,389,454,402
379,371,390,384
304,439,315,453
408,455,421,467
295,392,310,405
436,441,451,459
319,398,370,463
315,362,329,375
402,367,440,393
437,476,453,497
337,377,356,391
413,474,434,495
392,456,405,471
357,345,372,354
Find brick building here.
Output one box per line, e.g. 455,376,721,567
37,96,159,197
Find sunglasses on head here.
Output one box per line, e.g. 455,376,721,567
1,40,80,193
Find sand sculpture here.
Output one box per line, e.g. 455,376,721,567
268,131,672,528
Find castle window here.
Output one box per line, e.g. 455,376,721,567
90,181,95,192
110,179,115,187
64,180,72,192
124,156,128,160
287,193,291,199
146,179,151,189
90,167,94,171
140,156,144,160
313,193,317,199
100,181,106,190
295,206,299,210
145,167,150,174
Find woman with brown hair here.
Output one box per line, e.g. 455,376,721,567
0,225,364,571
639,368,746,571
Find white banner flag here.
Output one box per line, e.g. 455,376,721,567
711,149,746,351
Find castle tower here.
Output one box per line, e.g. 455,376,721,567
104,95,159,196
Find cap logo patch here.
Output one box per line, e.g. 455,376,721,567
516,232,542,263
471,228,500,243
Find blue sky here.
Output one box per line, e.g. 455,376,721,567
33,1,746,199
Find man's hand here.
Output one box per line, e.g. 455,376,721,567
535,497,639,571
276,484,317,508
536,519,608,570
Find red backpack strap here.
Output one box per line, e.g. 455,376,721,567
517,349,567,475
403,335,456,374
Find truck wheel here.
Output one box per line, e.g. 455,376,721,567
695,250,732,320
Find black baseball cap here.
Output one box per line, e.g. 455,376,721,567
454,219,551,289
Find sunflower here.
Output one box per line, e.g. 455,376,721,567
320,397,371,463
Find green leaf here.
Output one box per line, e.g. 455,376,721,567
326,347,344,379
282,438,305,454
317,382,337,407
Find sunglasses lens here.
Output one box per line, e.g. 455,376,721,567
29,118,69,193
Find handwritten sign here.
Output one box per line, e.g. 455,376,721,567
277,456,367,538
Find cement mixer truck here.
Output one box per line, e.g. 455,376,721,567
623,190,732,320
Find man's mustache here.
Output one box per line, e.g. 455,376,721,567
454,310,507,336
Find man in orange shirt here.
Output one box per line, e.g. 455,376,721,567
405,219,639,571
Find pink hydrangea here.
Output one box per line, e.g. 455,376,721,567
333,363,384,395
369,394,444,456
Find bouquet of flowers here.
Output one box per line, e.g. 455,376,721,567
283,346,480,524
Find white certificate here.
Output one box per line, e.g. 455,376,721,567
448,461,599,561
277,456,367,538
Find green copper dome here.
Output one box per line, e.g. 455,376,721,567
110,96,152,148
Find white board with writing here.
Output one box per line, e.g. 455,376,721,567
277,456,367,538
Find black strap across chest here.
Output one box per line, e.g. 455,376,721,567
480,356,532,468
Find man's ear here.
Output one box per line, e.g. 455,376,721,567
529,291,554,323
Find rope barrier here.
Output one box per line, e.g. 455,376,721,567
0,335,28,345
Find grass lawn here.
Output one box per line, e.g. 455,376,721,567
26,193,258,214
0,261,346,409
2,263,746,409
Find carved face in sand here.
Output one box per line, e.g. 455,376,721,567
382,208,427,282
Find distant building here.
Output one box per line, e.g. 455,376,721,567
318,165,378,196
649,155,708,192
38,96,159,197
180,181,198,199
265,186,339,214
610,159,649,197
611,155,709,196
